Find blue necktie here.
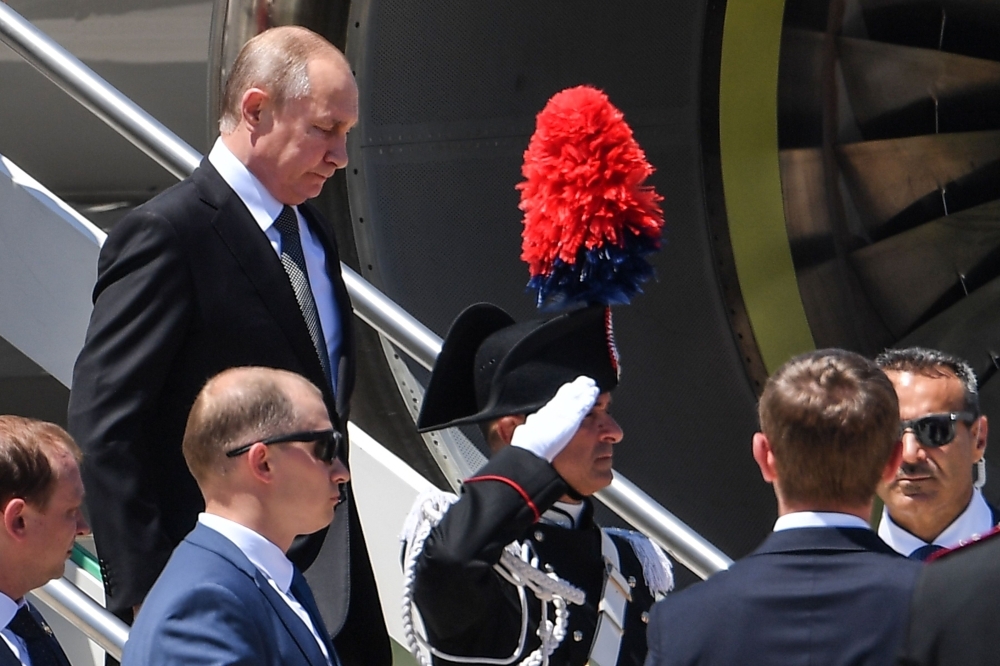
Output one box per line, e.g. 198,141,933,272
908,544,944,561
273,206,334,390
290,569,340,666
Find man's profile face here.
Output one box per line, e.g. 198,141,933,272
22,450,88,585
551,393,623,497
271,378,350,536
877,370,986,539
252,55,359,206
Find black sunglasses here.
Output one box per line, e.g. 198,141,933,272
899,412,977,448
225,429,343,463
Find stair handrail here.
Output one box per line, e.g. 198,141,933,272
0,2,732,583
28,578,129,660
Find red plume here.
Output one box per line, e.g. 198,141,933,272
517,86,664,307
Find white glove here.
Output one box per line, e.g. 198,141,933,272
511,376,599,462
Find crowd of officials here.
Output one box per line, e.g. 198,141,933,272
0,23,995,666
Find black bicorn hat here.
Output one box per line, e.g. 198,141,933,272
416,303,621,432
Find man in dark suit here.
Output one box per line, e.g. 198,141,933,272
895,527,1000,666
67,25,389,665
645,349,922,666
0,416,90,666
874,348,994,559
123,367,348,666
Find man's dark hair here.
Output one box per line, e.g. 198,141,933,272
182,368,299,483
0,416,82,510
875,347,979,415
759,349,899,507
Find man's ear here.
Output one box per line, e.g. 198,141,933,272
240,88,270,130
880,440,904,485
972,415,988,462
752,433,777,485
246,443,273,483
493,415,525,449
2,499,28,541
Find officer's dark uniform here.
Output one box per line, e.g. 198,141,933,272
408,304,666,666
896,528,1000,666
414,447,657,666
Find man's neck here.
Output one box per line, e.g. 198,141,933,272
203,500,293,554
777,498,873,523
890,488,975,543
0,565,31,604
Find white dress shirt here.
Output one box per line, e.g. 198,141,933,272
208,138,342,393
878,487,995,556
539,500,587,529
773,511,872,532
198,513,332,663
0,592,30,666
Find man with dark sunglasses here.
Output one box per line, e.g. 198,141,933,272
123,367,349,666
875,348,993,560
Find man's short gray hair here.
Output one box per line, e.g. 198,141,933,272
218,26,346,134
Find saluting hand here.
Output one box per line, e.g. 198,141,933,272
511,376,599,462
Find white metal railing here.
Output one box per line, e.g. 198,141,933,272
29,578,129,660
0,4,732,648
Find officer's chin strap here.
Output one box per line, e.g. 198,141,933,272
401,489,586,666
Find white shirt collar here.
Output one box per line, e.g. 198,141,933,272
0,591,20,631
198,513,294,594
540,501,586,529
208,137,286,233
773,511,871,532
878,487,994,555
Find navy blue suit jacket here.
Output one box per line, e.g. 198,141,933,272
645,528,922,666
122,523,334,666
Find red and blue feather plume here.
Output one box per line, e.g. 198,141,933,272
517,86,665,310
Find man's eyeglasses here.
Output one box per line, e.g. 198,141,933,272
225,429,343,464
899,412,977,448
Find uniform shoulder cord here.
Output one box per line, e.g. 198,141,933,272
401,489,586,666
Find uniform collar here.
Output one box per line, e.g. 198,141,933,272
208,137,286,233
540,500,588,529
879,487,994,555
198,513,294,594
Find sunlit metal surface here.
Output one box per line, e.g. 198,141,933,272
598,475,734,579
29,578,129,660
0,2,200,180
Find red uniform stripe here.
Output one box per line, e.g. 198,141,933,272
464,475,541,522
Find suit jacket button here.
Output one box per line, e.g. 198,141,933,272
641,612,650,624
573,630,584,642
534,530,544,542
627,576,637,588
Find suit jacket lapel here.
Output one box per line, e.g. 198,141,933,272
0,637,21,666
27,605,71,666
300,202,355,420
186,524,329,666
254,570,330,666
192,162,331,398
